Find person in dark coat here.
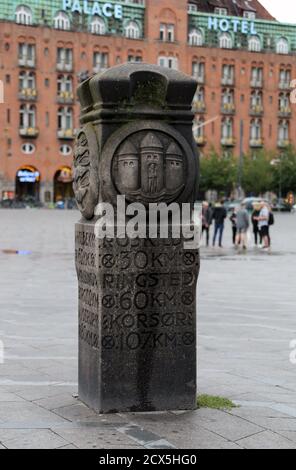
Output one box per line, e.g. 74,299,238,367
201,201,212,247
212,201,227,248
251,203,262,246
229,208,237,245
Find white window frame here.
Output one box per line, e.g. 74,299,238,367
58,106,73,131
91,16,106,35
276,37,289,55
54,11,70,31
125,21,140,39
189,28,203,46
248,36,261,52
15,5,32,26
219,33,233,49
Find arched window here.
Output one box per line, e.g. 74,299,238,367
250,90,263,110
193,117,205,139
124,21,140,39
19,71,36,92
276,37,289,54
57,75,73,96
188,28,203,46
219,33,233,49
278,120,289,141
248,36,261,52
58,107,73,130
279,92,290,111
20,104,36,128
15,5,32,25
54,11,70,30
222,88,234,106
250,119,262,140
158,56,178,70
90,16,106,35
221,117,233,139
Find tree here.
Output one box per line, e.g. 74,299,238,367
271,146,296,197
199,150,237,196
242,150,274,196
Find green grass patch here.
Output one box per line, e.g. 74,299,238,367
197,394,237,410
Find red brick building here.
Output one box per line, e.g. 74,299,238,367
0,0,295,202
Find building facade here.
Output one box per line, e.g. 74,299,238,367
0,0,295,202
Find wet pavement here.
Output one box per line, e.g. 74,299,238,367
0,209,296,449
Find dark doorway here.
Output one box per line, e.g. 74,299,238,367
15,166,40,201
54,167,74,203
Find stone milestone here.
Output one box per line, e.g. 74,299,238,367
74,64,200,413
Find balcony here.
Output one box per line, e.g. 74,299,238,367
18,88,38,101
221,137,235,147
277,139,290,148
250,79,263,88
250,105,263,116
278,107,292,118
57,92,75,104
221,77,234,86
221,103,235,115
57,129,75,140
56,62,73,72
279,81,291,90
19,127,39,138
192,101,206,113
250,138,264,148
18,57,35,68
195,136,206,146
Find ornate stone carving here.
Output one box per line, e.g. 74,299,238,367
101,121,197,206
73,123,99,219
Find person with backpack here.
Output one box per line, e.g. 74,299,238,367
255,201,271,251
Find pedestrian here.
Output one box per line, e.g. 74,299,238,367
256,201,270,250
235,203,250,250
201,201,212,247
251,203,262,246
229,208,237,245
212,201,227,248
267,204,274,247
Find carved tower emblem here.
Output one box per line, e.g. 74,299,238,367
112,130,186,204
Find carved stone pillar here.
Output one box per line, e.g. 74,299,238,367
74,64,199,413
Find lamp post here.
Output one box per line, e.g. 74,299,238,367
237,119,244,198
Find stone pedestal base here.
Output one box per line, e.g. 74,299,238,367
76,219,199,413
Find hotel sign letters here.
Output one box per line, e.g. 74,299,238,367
208,16,257,35
62,0,123,20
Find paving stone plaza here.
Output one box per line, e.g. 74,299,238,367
0,209,295,449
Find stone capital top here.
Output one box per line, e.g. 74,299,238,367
77,63,197,119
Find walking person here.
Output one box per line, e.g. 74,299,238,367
251,203,262,246
229,208,237,245
201,201,212,247
212,201,227,248
235,203,250,250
